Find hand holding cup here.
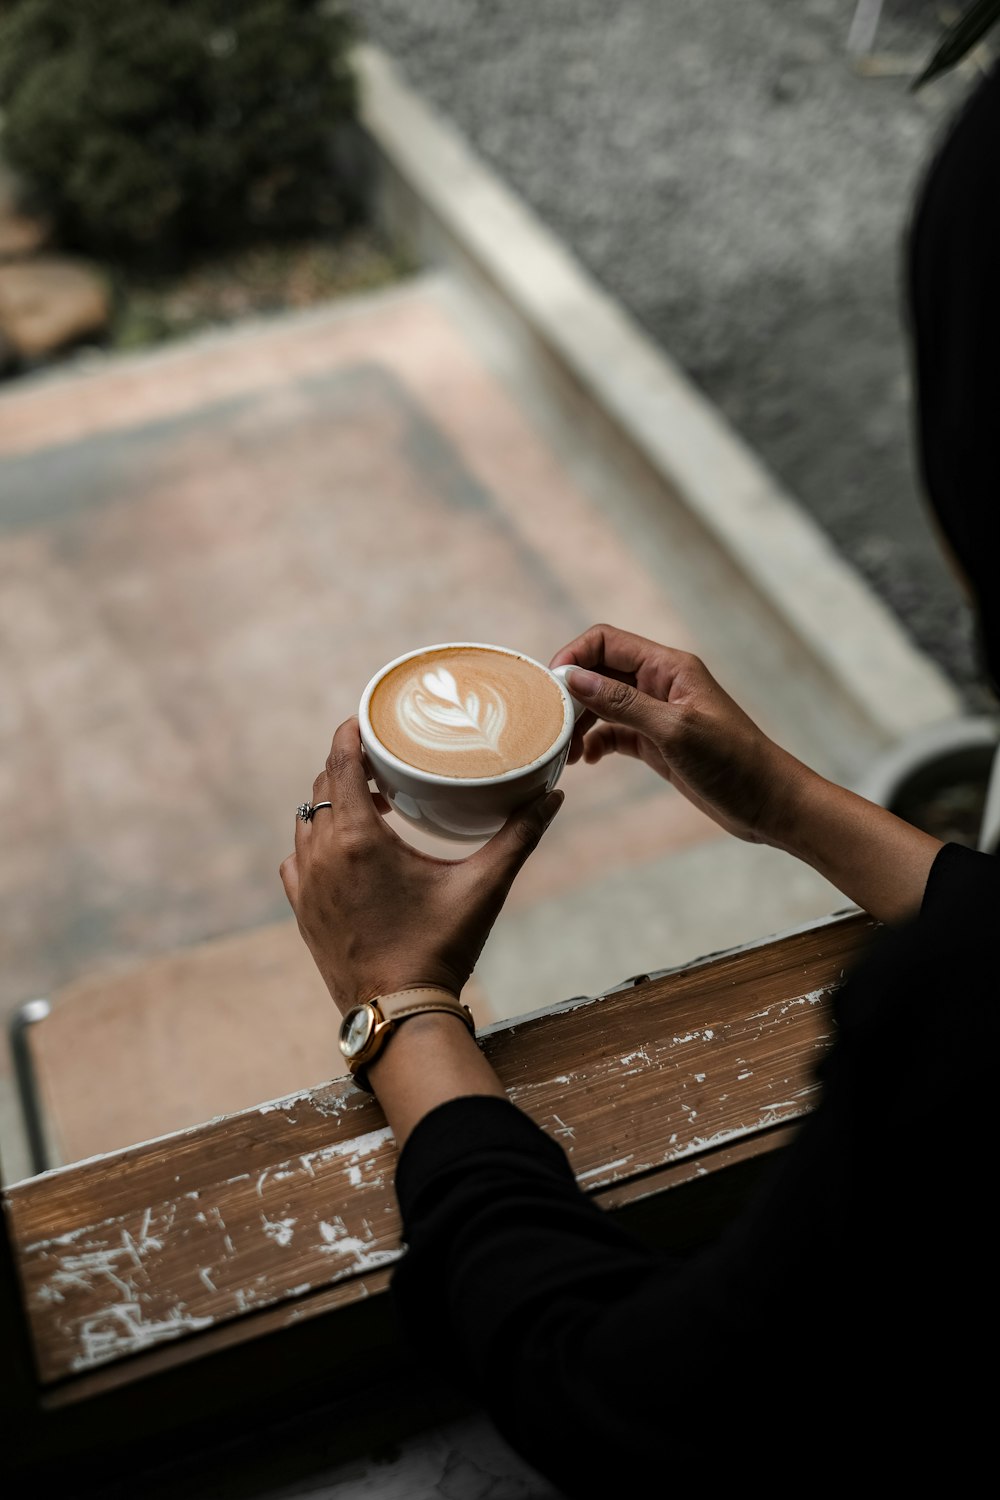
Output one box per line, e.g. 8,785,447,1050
550,623,808,847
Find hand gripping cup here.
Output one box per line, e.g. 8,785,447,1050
359,642,585,842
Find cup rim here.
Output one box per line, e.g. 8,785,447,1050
358,642,574,787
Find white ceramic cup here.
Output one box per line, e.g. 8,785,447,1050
358,642,585,842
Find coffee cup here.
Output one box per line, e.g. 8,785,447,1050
358,642,585,842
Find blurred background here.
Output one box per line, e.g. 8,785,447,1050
1,1,996,1181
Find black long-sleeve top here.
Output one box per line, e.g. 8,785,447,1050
392,843,998,1494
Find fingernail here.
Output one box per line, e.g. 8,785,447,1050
542,789,565,823
566,667,602,696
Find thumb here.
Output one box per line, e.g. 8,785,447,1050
565,667,664,735
473,788,564,884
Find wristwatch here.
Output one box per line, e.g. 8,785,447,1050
338,986,476,1092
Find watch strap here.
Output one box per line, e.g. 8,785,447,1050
376,987,475,1029
349,987,475,1093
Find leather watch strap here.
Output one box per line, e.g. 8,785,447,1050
351,986,476,1093
376,986,475,1029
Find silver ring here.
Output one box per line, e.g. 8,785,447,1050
297,801,333,822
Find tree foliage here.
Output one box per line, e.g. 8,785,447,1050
0,0,359,263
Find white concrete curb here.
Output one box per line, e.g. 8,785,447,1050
354,42,962,748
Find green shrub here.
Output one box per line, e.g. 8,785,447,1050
0,0,359,265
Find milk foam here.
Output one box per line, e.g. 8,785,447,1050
398,666,506,758
369,646,565,778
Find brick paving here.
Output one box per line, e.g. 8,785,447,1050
0,272,837,1167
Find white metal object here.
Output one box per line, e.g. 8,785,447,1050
847,0,885,57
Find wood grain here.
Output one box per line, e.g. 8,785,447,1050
5,909,877,1389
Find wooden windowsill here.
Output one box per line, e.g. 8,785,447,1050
3,907,877,1480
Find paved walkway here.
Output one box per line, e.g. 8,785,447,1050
0,271,842,1173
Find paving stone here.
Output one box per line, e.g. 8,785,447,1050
0,255,109,360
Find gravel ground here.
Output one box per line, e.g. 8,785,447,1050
347,0,997,709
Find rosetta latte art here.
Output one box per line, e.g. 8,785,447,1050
398,667,506,757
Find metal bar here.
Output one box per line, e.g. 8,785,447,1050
7,1000,56,1178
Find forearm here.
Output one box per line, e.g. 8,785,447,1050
767,755,943,924
365,1011,506,1148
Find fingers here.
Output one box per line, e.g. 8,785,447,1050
279,852,299,907
562,665,675,745
469,788,564,887
294,798,313,862
579,723,645,765
566,712,597,763
551,623,701,706
549,623,661,679
554,624,644,761
317,718,380,835
292,720,385,876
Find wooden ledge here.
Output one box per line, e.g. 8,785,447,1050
5,906,876,1421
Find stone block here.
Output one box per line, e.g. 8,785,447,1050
0,254,109,359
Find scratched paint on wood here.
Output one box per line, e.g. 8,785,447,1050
5,912,877,1384
14,1120,402,1378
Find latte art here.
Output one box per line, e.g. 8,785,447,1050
401,667,506,757
368,646,566,779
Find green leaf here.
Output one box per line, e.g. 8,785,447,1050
911,0,1000,90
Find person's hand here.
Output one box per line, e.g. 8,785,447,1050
549,623,808,846
279,718,563,1013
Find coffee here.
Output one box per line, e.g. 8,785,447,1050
368,646,566,778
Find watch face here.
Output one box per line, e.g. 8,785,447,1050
340,1005,376,1060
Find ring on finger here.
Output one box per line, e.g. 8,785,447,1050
296,801,333,822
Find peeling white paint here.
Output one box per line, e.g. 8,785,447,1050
71,1302,214,1372
299,1126,393,1174
577,1156,633,1183
745,986,832,1023
316,1218,397,1271
551,1114,576,1145
687,1126,749,1153
32,1283,65,1306
261,1215,297,1248
619,1046,652,1068
309,1092,353,1119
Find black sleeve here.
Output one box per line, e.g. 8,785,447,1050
392,1094,701,1494
920,837,999,919
390,849,999,1496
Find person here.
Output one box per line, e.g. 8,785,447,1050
280,63,1000,1497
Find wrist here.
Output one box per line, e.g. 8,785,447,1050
339,987,474,1092
365,1011,506,1147
753,747,823,853
366,1008,476,1078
